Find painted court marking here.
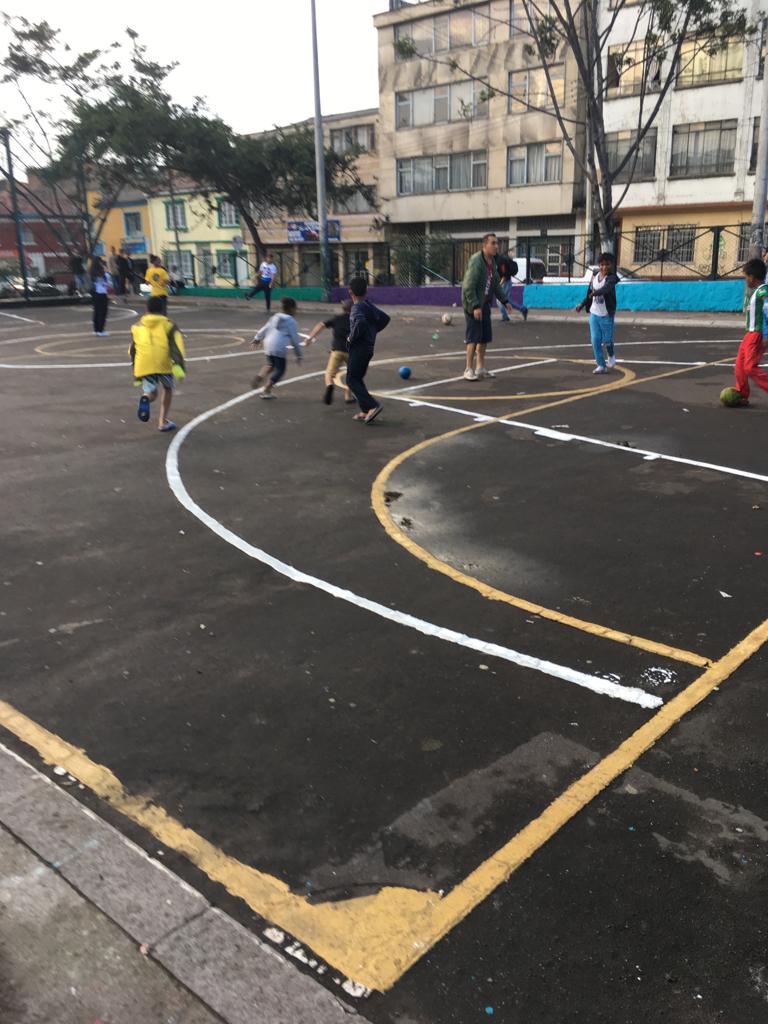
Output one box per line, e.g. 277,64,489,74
383,393,768,485
164,377,659,708
383,358,556,394
2,327,766,992
371,360,732,669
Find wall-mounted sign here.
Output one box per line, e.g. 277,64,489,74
287,220,341,243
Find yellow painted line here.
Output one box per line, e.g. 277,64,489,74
372,362,717,668
1,614,764,990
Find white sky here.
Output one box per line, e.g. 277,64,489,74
0,0,384,135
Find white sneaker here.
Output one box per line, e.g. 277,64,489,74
476,368,495,379
606,355,616,369
463,368,478,381
593,365,607,374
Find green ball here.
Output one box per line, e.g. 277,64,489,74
720,386,744,407
431,332,440,341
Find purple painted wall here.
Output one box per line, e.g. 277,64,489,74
330,285,525,307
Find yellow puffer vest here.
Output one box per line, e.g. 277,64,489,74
129,315,185,378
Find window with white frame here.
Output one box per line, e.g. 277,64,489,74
670,119,737,177
396,151,487,194
605,128,658,182
216,251,235,278
164,250,195,280
508,65,564,112
507,141,563,185
123,211,142,237
396,80,489,128
678,35,743,88
330,124,375,154
164,200,187,230
394,3,490,59
217,200,239,228
607,40,662,97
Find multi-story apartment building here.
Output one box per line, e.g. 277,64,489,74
258,108,384,286
373,0,587,276
601,1,763,277
88,187,152,280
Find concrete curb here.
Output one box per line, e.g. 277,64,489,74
0,741,365,1023
168,296,741,330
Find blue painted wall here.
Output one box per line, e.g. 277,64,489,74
523,279,744,313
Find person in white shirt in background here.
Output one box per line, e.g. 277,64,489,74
245,253,279,310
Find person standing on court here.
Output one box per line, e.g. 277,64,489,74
245,253,278,309
107,246,120,295
145,254,171,315
461,233,517,380
116,249,133,303
89,256,112,336
347,276,390,423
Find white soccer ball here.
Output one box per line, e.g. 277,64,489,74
441,313,453,325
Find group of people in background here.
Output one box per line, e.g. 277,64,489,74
86,253,171,336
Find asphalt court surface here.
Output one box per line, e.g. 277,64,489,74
1,301,768,1021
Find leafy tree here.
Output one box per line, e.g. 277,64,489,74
396,0,755,250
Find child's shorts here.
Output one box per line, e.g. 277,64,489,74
326,350,349,376
141,373,175,393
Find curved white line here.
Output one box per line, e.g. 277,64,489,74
164,376,661,710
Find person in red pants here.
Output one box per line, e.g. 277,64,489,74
734,258,768,406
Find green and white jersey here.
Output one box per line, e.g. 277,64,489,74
745,283,768,333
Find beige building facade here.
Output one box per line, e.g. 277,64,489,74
373,0,586,277
258,108,387,286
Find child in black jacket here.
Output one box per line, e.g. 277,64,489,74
575,253,619,374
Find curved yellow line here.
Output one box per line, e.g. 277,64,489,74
372,363,713,669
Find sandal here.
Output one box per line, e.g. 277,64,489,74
352,412,366,421
364,406,383,424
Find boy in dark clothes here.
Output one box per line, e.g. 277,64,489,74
347,277,390,424
305,299,355,405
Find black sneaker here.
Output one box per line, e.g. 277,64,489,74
323,383,334,405
522,306,529,321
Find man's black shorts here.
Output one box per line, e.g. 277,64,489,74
464,302,493,344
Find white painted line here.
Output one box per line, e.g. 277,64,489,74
617,359,708,366
384,394,768,485
383,359,557,395
164,377,661,710
0,307,45,323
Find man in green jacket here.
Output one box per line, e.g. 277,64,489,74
461,233,517,380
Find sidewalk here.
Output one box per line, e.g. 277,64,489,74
0,744,363,1024
169,294,742,329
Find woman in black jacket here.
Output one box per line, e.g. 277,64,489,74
575,252,619,374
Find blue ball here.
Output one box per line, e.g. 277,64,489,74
398,366,412,379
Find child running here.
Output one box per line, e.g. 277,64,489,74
129,296,186,432
575,252,619,374
250,296,303,399
305,300,355,405
347,277,390,424
731,258,768,406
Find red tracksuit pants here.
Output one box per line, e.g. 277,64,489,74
735,330,768,398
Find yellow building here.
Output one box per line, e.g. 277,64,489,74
145,181,252,289
88,187,152,277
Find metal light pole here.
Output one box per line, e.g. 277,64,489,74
750,22,768,258
310,0,332,301
1,128,31,302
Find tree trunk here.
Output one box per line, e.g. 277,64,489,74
240,207,265,264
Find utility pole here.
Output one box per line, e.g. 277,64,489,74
750,19,768,258
1,128,31,302
310,0,332,302
166,159,184,277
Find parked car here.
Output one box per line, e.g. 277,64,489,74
0,275,62,299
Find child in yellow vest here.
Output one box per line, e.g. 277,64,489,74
129,296,186,432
